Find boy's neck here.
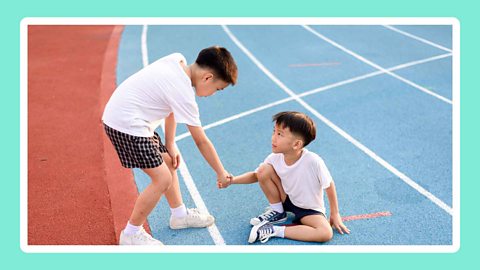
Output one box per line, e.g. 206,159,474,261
180,61,195,85
283,149,304,166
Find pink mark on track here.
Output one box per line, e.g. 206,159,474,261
289,62,341,68
342,211,392,222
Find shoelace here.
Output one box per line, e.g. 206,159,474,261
187,208,202,218
257,223,275,243
135,228,157,242
259,209,277,221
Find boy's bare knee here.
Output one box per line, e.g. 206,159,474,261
256,164,274,182
151,174,172,192
144,165,173,192
315,226,333,243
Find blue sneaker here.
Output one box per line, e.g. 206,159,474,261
248,220,277,244
250,208,287,225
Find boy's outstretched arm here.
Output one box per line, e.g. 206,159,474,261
187,125,231,185
326,181,350,235
218,172,257,189
165,113,180,169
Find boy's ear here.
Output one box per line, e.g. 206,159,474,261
293,139,304,150
202,72,214,82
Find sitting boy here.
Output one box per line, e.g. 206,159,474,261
219,111,349,243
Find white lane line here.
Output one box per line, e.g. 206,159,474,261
383,25,452,53
175,160,226,245
222,25,453,216
141,25,149,67
175,52,451,142
299,52,452,98
141,25,226,245
289,62,341,67
302,25,452,105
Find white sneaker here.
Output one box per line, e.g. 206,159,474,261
119,228,163,245
248,220,277,244
169,208,215,229
250,208,287,226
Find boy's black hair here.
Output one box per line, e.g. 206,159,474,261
273,111,316,147
195,46,238,85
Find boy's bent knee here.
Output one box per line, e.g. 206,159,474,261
314,226,333,243
322,227,334,242
154,174,173,192
142,165,173,191
256,164,275,182
300,215,334,243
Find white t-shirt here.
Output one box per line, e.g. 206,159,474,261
102,53,201,137
257,149,332,213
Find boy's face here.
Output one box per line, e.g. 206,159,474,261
194,73,229,97
271,124,303,154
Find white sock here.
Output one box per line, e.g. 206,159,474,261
270,202,284,213
170,203,188,218
124,221,142,236
273,225,285,238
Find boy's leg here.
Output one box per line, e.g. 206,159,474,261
129,162,173,226
284,214,333,242
257,164,287,203
161,153,183,208
250,164,288,225
249,214,332,244
160,153,215,229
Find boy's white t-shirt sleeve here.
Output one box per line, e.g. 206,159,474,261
316,157,332,189
169,99,202,126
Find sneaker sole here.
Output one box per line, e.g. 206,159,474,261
118,231,164,245
248,220,270,244
248,223,261,243
249,216,288,226
169,219,215,230
119,241,164,245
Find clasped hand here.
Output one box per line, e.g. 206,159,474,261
217,172,233,189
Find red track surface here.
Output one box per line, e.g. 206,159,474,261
28,25,147,245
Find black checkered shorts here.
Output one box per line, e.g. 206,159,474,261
103,124,168,169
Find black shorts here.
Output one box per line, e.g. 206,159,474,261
103,124,168,169
283,196,326,224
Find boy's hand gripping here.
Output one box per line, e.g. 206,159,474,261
217,172,233,189
166,144,181,170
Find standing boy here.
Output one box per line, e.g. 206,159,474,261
219,111,349,243
103,46,237,245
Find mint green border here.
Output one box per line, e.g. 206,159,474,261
5,0,478,269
